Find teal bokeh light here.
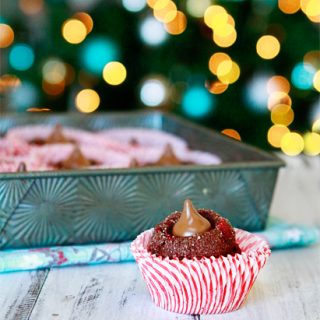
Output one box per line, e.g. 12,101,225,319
182,86,215,118
80,36,119,75
9,81,38,111
9,44,34,71
291,62,315,90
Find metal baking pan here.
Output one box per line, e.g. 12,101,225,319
0,111,284,249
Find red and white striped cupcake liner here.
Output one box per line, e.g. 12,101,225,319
131,228,270,315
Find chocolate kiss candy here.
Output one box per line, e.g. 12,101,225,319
154,144,182,166
16,162,27,172
46,124,69,144
129,158,139,167
172,199,211,237
61,146,91,169
129,138,139,147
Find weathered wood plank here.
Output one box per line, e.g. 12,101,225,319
0,269,49,320
29,263,194,320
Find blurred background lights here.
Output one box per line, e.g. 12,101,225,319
0,24,14,48
206,80,228,94
267,75,290,94
303,132,320,155
256,35,280,60
80,37,119,75
245,74,270,113
42,59,66,84
312,119,320,132
122,0,146,12
213,27,237,48
140,78,167,107
217,60,240,84
278,0,300,14
208,52,231,75
140,16,167,45
186,0,211,18
62,19,87,44
42,80,65,96
291,62,316,90
221,128,241,140
304,51,320,68
312,70,320,91
76,89,100,113
73,12,94,34
281,132,304,156
19,0,43,15
9,81,39,111
271,104,294,126
301,0,320,18
153,1,177,23
182,86,214,118
268,125,290,148
204,5,227,29
103,62,127,85
268,91,292,110
9,44,34,71
164,11,187,35
0,74,21,93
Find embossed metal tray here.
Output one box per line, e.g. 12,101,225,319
0,111,284,249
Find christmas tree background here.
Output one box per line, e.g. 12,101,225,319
0,0,319,154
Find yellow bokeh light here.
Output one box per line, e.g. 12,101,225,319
164,11,187,35
271,104,294,126
256,35,280,60
154,1,177,23
281,132,304,156
213,28,237,47
268,91,292,110
153,0,170,10
186,0,211,18
267,75,291,94
304,0,320,17
0,24,14,48
221,129,241,141
42,59,67,84
303,132,320,155
103,62,127,85
278,0,300,14
62,19,87,44
215,24,234,37
73,12,93,34
208,52,231,75
19,0,43,15
206,80,228,94
304,51,320,68
204,5,227,29
217,60,240,84
76,89,100,113
312,118,320,132
227,15,235,27
268,124,290,148
313,70,320,91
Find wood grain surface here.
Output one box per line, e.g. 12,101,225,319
0,155,319,320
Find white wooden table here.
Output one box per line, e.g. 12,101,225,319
1,155,319,320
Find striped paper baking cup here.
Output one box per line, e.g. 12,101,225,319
131,228,271,315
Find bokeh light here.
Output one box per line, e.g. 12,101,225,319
217,60,240,84
268,124,290,148
267,75,290,94
62,19,87,44
221,129,241,141
42,80,65,96
280,132,304,156
0,74,21,93
75,89,100,113
268,91,292,110
291,62,316,90
164,11,187,35
154,1,177,23
0,24,14,48
103,61,127,85
80,37,119,75
301,0,320,22
312,70,320,91
213,27,237,48
42,59,67,84
205,80,228,94
312,118,320,132
208,52,231,75
19,0,43,15
9,81,39,111
303,132,320,155
9,44,34,71
140,78,167,107
256,35,280,60
140,16,167,45
73,12,94,34
278,0,300,14
182,86,214,118
204,6,227,29
186,0,211,18
304,51,320,69
271,104,294,126
122,0,146,12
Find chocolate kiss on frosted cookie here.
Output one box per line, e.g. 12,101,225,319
154,144,182,166
16,162,27,172
173,199,211,237
61,146,91,169
46,124,70,144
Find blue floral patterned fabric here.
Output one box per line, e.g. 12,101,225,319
0,217,319,273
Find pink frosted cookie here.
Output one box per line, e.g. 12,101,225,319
0,138,30,156
0,155,51,173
